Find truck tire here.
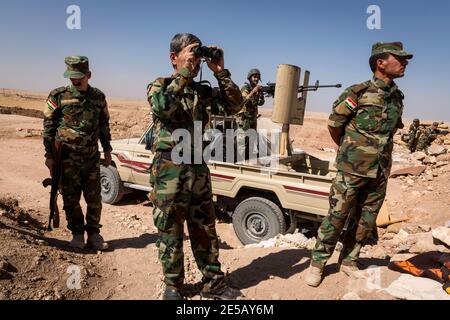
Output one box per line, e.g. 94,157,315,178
100,165,125,204
232,197,286,245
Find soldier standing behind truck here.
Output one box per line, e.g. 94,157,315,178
305,42,413,287
236,69,265,160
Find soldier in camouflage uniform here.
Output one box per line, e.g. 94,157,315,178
147,33,243,300
43,56,112,250
305,42,413,287
408,118,420,152
236,69,265,160
416,122,440,152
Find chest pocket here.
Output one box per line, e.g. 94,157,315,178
62,100,100,132
354,92,385,132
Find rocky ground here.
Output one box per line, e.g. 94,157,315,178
0,89,449,300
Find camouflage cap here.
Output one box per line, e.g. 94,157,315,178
247,68,261,79
413,118,420,123
432,121,439,127
64,55,90,79
371,42,413,59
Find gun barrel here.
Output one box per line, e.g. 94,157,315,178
298,84,342,91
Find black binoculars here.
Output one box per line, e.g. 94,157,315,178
193,46,222,60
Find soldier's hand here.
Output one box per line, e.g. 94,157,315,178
45,158,54,176
104,152,112,167
180,43,202,75
204,46,224,74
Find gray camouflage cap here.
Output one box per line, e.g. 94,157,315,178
371,42,413,59
64,55,90,79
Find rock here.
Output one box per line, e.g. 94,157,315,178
391,166,427,178
384,274,450,300
53,289,65,300
390,253,416,262
409,233,450,254
432,227,450,247
393,229,409,242
0,259,10,271
436,154,450,162
271,293,281,300
341,292,362,300
406,179,414,185
368,247,389,259
427,186,433,191
411,151,427,161
386,223,404,234
411,191,421,197
403,224,431,234
445,221,450,228
435,161,449,168
422,156,437,165
427,145,446,156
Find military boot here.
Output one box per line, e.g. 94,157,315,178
162,286,183,300
69,234,85,249
304,264,324,287
200,278,242,300
340,260,359,277
200,284,242,300
86,233,109,251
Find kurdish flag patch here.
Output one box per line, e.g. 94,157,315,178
344,97,357,112
46,99,57,111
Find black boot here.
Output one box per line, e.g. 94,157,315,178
200,279,242,300
162,286,183,300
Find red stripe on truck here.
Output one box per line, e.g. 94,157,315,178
284,185,329,197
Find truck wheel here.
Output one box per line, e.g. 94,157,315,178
100,165,125,204
232,197,286,245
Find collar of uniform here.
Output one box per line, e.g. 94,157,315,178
69,84,91,98
372,76,398,94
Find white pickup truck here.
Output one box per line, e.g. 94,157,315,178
100,123,336,245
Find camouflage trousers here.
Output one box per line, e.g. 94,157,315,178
149,152,224,288
60,148,102,235
408,132,418,152
416,136,431,151
311,170,387,267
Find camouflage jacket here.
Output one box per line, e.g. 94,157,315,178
328,77,405,178
147,68,243,154
238,82,265,128
408,123,419,136
43,85,112,158
418,127,439,145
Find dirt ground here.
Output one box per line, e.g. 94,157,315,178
0,89,449,300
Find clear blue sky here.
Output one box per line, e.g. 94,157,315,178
1,0,449,120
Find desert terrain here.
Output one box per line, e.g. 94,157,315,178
0,88,449,300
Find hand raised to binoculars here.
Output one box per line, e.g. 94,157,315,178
180,43,202,74
204,45,224,74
